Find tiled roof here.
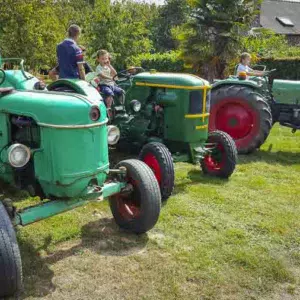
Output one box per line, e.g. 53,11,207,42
260,0,300,34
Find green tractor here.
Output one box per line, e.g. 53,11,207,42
209,67,300,154
1,58,175,202
0,57,162,298
84,67,238,180
18,64,237,191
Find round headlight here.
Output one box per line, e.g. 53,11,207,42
107,125,120,145
7,144,30,168
130,100,141,112
90,106,100,121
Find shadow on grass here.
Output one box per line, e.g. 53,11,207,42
238,147,300,166
18,218,149,299
173,170,228,196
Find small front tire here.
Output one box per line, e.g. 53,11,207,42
139,142,174,202
109,159,161,234
200,130,237,178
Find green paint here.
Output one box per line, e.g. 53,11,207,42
133,72,208,87
1,60,212,165
16,181,126,226
212,76,300,106
47,79,102,102
0,57,113,199
115,72,210,160
272,80,300,105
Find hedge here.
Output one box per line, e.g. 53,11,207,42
127,52,300,80
259,57,300,80
127,51,187,73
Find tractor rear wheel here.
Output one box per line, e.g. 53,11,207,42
200,130,237,178
0,201,22,298
139,142,174,202
209,85,272,154
109,159,161,234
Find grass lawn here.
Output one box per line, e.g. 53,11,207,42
4,124,300,300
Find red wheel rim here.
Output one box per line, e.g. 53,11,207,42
116,179,141,220
209,97,260,150
203,143,226,171
142,153,162,184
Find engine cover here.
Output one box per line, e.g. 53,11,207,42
272,80,300,105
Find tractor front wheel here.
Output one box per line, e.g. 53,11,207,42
109,159,161,234
0,201,22,298
139,142,174,202
200,130,237,178
209,85,272,154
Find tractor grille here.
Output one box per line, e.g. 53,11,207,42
189,91,203,114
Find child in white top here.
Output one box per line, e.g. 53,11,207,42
236,52,266,77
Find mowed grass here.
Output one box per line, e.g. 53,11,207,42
4,124,300,300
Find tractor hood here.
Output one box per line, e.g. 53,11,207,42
133,72,210,89
272,79,300,105
0,89,105,125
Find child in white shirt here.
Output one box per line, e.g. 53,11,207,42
236,52,266,77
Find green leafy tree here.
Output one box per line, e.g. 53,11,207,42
152,0,189,51
241,28,300,58
0,0,91,70
175,0,262,80
86,0,156,70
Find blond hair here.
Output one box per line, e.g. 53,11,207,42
97,49,109,58
240,52,251,63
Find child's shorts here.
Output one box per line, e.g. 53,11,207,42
100,84,123,97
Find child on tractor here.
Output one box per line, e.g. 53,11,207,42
236,52,266,77
95,49,124,114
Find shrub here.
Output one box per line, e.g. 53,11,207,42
259,57,300,80
126,51,187,72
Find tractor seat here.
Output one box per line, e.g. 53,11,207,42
0,87,14,96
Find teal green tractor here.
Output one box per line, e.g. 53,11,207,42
209,67,300,154
0,57,162,298
48,67,237,181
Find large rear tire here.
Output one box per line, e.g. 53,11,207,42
209,85,272,154
200,130,237,178
109,159,161,234
0,201,22,298
139,142,174,202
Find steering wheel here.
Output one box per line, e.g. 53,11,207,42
0,69,5,86
250,69,277,81
113,67,145,82
263,69,277,76
253,64,267,72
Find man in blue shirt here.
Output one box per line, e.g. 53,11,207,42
56,24,85,79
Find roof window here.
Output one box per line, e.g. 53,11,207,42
276,17,294,27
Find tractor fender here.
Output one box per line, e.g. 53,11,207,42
212,79,262,92
47,79,102,102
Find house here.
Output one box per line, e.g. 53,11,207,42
254,0,300,45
